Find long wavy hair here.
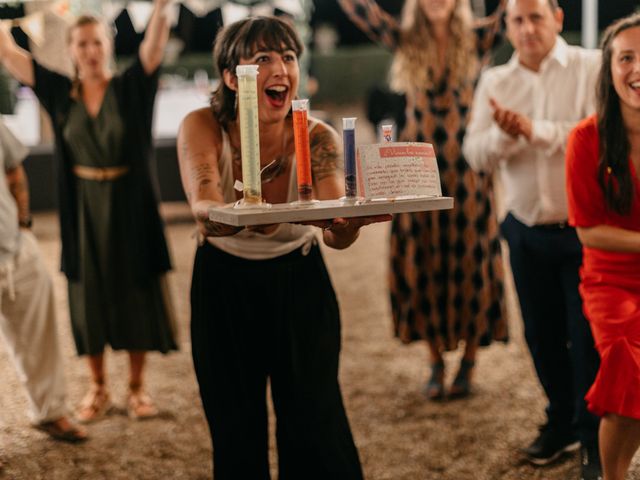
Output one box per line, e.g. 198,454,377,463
390,0,476,93
211,16,303,127
596,13,640,215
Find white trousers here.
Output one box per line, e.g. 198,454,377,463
0,231,67,424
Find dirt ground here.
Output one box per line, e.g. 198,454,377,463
2,206,637,480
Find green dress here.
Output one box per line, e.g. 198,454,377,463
62,84,177,356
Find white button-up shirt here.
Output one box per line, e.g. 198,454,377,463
463,37,600,226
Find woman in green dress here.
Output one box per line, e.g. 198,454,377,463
0,0,177,421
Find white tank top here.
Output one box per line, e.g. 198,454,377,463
207,122,318,260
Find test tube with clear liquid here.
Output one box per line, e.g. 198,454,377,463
235,65,265,207
292,99,316,204
342,117,358,202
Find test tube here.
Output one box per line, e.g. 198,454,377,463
381,124,394,143
342,117,357,199
292,99,313,203
236,65,262,205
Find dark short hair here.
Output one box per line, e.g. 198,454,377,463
211,16,304,127
596,12,640,215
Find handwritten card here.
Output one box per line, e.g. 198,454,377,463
356,142,442,199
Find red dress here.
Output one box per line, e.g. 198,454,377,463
566,115,640,419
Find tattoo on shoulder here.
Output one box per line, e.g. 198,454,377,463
310,128,340,182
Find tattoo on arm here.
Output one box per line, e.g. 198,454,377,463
195,209,242,237
310,129,340,182
190,163,215,195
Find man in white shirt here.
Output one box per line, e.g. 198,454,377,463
463,0,601,479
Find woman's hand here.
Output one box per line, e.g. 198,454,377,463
303,214,392,249
192,200,243,240
246,224,279,235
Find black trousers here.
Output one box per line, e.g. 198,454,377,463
500,213,600,443
191,242,363,480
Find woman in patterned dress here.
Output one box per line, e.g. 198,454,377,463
338,0,507,399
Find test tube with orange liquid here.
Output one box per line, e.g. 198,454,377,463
292,99,314,203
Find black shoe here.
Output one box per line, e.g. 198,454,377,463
521,424,580,465
580,442,602,480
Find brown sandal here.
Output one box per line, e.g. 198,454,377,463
76,385,112,423
36,417,88,443
127,388,159,420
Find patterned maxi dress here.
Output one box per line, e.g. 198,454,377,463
339,0,507,350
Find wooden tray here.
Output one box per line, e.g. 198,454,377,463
208,196,454,227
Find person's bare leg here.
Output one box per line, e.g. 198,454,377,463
425,340,445,399
129,351,145,388
87,352,105,385
600,413,640,480
427,339,444,364
449,338,478,398
76,352,111,423
462,338,478,362
128,351,158,419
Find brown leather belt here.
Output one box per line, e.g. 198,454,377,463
72,165,130,181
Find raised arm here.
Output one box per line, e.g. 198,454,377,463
337,0,399,50
0,22,34,87
177,108,242,238
474,0,506,29
473,0,506,56
139,0,172,75
310,120,390,249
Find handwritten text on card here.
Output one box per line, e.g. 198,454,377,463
356,142,442,199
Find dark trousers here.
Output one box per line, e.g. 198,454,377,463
191,242,363,480
500,213,600,443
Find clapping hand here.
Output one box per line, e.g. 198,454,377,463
489,98,532,141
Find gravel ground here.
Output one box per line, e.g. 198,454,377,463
2,206,637,480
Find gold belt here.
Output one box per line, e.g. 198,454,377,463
72,165,130,181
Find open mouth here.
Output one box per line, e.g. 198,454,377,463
631,81,640,92
265,85,289,108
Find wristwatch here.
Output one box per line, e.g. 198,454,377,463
19,216,33,229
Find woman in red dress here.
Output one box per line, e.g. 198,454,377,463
566,13,640,480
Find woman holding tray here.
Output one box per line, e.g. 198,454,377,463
178,16,388,480
338,0,507,399
566,13,640,480
0,0,177,422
